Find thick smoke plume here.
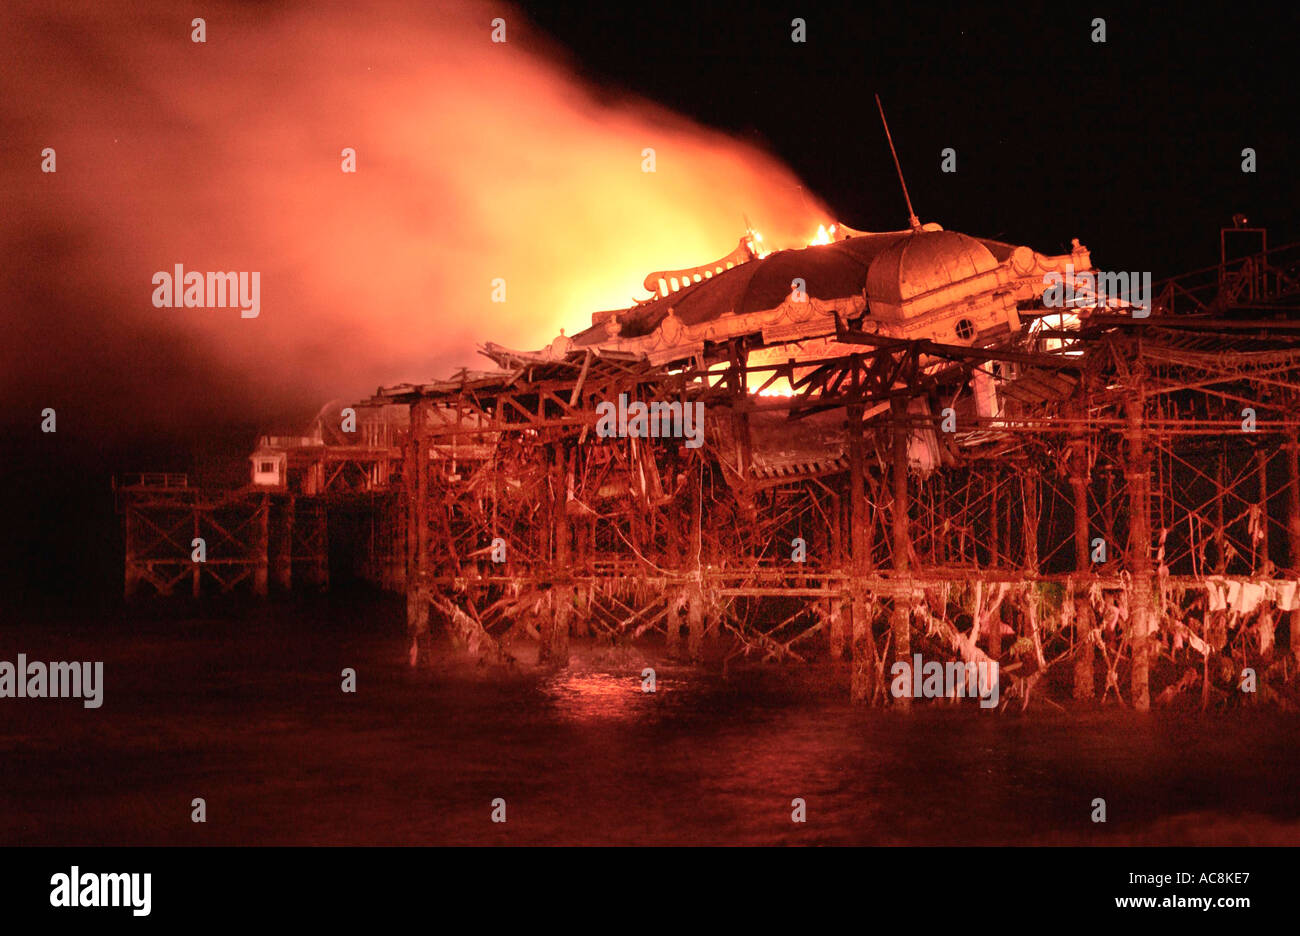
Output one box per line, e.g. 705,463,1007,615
0,0,827,438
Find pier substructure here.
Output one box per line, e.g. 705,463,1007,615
367,289,1300,707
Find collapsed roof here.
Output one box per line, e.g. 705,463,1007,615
482,222,1092,371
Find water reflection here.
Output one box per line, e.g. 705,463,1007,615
539,669,662,721
9,594,1300,845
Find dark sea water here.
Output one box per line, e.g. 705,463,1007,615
2,593,1299,846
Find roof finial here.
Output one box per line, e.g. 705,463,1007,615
875,93,922,232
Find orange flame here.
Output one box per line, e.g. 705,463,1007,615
0,0,834,428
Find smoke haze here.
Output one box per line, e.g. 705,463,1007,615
1,0,827,440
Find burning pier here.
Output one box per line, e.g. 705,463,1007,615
121,221,1300,711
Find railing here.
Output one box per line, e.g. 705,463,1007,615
1152,236,1300,317
114,472,189,490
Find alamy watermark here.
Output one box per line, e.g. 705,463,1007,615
50,866,150,917
889,653,999,708
0,654,103,708
595,393,705,449
1043,265,1151,318
152,265,260,318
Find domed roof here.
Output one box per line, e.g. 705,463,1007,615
571,231,910,346
866,230,999,305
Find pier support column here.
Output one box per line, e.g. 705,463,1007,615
827,600,845,662
667,592,683,657
540,443,572,666
847,405,877,703
850,599,877,704
1208,449,1228,652
687,584,705,662
253,495,270,597
572,516,590,638
1287,430,1300,665
829,492,845,660
1070,415,1095,700
987,470,1003,658
665,509,683,656
890,397,911,712
1257,447,1271,573
1126,386,1153,712
686,456,706,663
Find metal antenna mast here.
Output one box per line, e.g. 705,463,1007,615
875,93,922,232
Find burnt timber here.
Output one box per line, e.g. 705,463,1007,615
123,224,1300,710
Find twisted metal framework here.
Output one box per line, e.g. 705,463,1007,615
118,233,1300,711
373,230,1300,712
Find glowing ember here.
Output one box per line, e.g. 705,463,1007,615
809,224,835,246
740,222,839,262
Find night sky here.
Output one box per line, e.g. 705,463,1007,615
1,1,1295,601
519,2,1296,270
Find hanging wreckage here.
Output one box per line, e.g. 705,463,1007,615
478,221,1095,476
